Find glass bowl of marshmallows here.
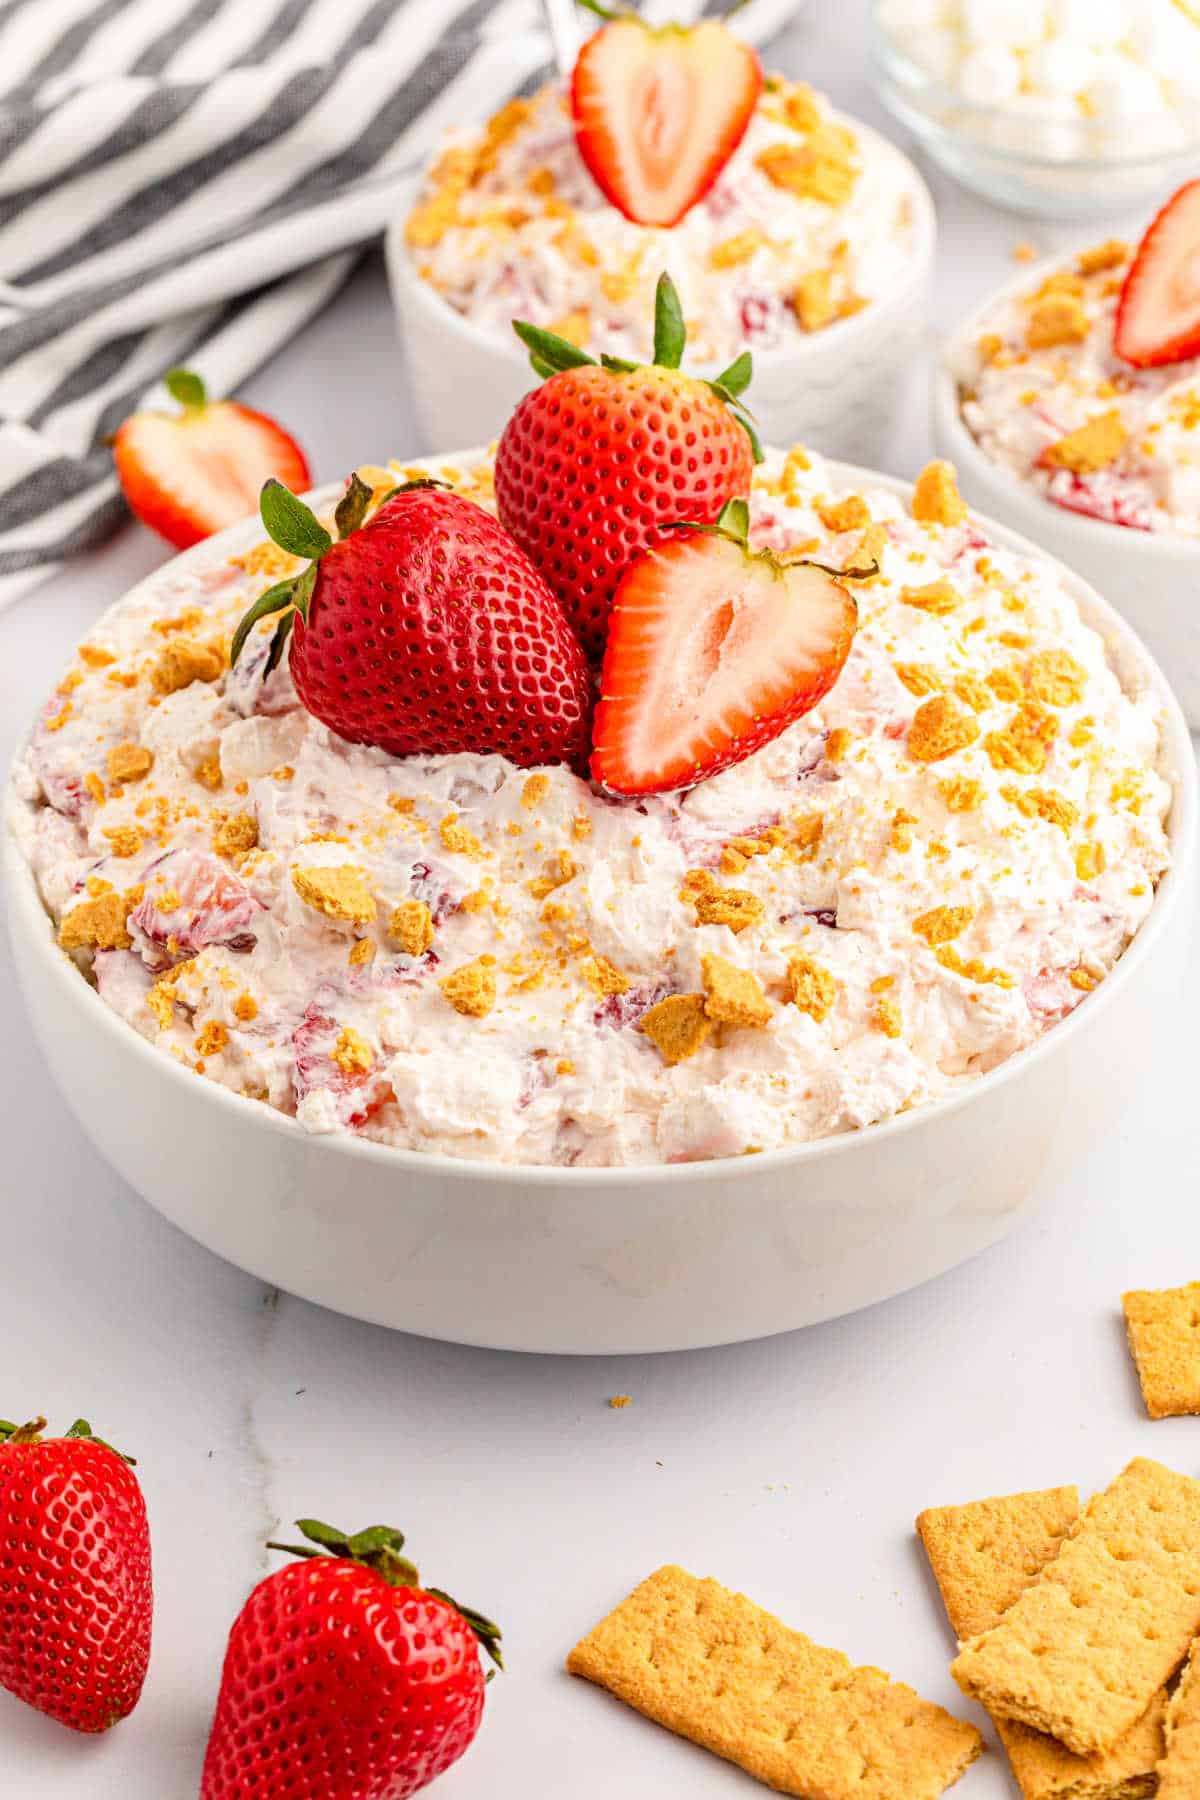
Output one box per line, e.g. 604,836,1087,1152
871,0,1200,217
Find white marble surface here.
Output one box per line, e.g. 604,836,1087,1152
2,3,1198,1795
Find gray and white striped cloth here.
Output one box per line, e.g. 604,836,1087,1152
0,0,806,611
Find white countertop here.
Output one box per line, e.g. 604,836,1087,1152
2,3,1198,1795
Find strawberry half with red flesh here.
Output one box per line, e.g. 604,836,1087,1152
571,4,762,226
231,474,592,768
496,272,758,664
1115,181,1200,368
200,1518,501,1800
113,367,310,550
0,1416,152,1733
591,500,859,796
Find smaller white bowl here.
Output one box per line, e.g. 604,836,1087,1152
384,125,937,466
933,263,1200,731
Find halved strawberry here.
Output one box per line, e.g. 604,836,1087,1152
591,502,858,796
570,6,762,228
113,368,310,550
1115,181,1200,368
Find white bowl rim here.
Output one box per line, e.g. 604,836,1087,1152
935,244,1200,565
383,113,938,380
5,459,1195,1193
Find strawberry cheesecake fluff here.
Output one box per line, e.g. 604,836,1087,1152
11,451,1172,1168
951,234,1200,536
404,78,922,367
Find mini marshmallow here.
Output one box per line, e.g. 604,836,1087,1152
1086,56,1168,120
1049,0,1130,46
903,26,961,83
1024,36,1100,98
962,0,1046,51
879,0,948,31
1130,4,1200,75
958,42,1022,104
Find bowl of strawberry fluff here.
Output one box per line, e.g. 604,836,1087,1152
935,184,1200,728
386,9,934,465
5,330,1194,1350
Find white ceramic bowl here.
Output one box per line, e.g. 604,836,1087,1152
384,129,937,466
5,465,1195,1355
933,264,1200,730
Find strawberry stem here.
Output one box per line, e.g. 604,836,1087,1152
0,1416,135,1461
576,0,622,18
267,1519,504,1669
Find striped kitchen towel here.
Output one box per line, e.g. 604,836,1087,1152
0,0,807,612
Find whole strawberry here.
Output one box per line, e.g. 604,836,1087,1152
0,1416,152,1733
200,1519,501,1800
495,272,759,662
231,475,592,768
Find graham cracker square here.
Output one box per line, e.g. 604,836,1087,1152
1122,1283,1200,1420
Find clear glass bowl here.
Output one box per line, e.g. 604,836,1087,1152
869,2,1200,219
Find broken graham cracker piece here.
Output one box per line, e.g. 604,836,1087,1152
567,1565,982,1800
701,954,771,1029
640,994,711,1066
951,1458,1200,1759
918,1487,1166,1800
1122,1282,1200,1420
1158,1640,1200,1800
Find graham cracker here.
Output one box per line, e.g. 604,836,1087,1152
567,1564,982,1799
1122,1283,1200,1419
951,1459,1200,1758
1157,1639,1200,1800
918,1487,1165,1799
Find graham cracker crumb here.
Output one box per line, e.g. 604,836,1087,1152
1043,412,1127,475
908,694,981,763
78,643,115,669
291,864,376,926
107,742,153,784
951,1458,1200,1759
786,953,837,1022
567,1565,982,1799
102,825,142,859
152,637,224,695
387,794,416,815
939,777,982,813
390,898,434,957
693,887,765,935
194,1020,229,1058
59,890,136,952
640,993,711,1065
1123,1284,1200,1420
233,993,258,1022
873,996,903,1038
331,1027,373,1075
521,773,549,810
1077,239,1128,276
890,807,918,853
912,460,968,528
913,905,975,947
440,958,496,1019
212,812,258,860
901,579,961,615
1027,293,1089,350
817,494,870,534
439,812,485,858
1075,842,1106,882
984,702,1058,775
1003,785,1078,832
1028,648,1087,709
824,727,854,762
608,1394,633,1410
582,954,630,997
195,755,223,791
701,955,771,1030
793,267,836,332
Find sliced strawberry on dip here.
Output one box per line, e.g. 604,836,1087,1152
570,4,762,227
113,368,310,550
1115,181,1200,368
591,500,859,797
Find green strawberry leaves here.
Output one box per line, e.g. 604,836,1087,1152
511,270,763,461
164,367,206,411
266,1518,504,1669
260,479,332,561
0,1416,135,1463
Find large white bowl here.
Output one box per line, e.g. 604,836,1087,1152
385,125,937,466
933,257,1200,728
4,465,1195,1354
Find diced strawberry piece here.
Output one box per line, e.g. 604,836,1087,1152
1115,181,1200,368
113,368,309,550
292,1006,391,1129
594,980,672,1030
129,849,261,970
591,520,858,796
570,15,762,227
